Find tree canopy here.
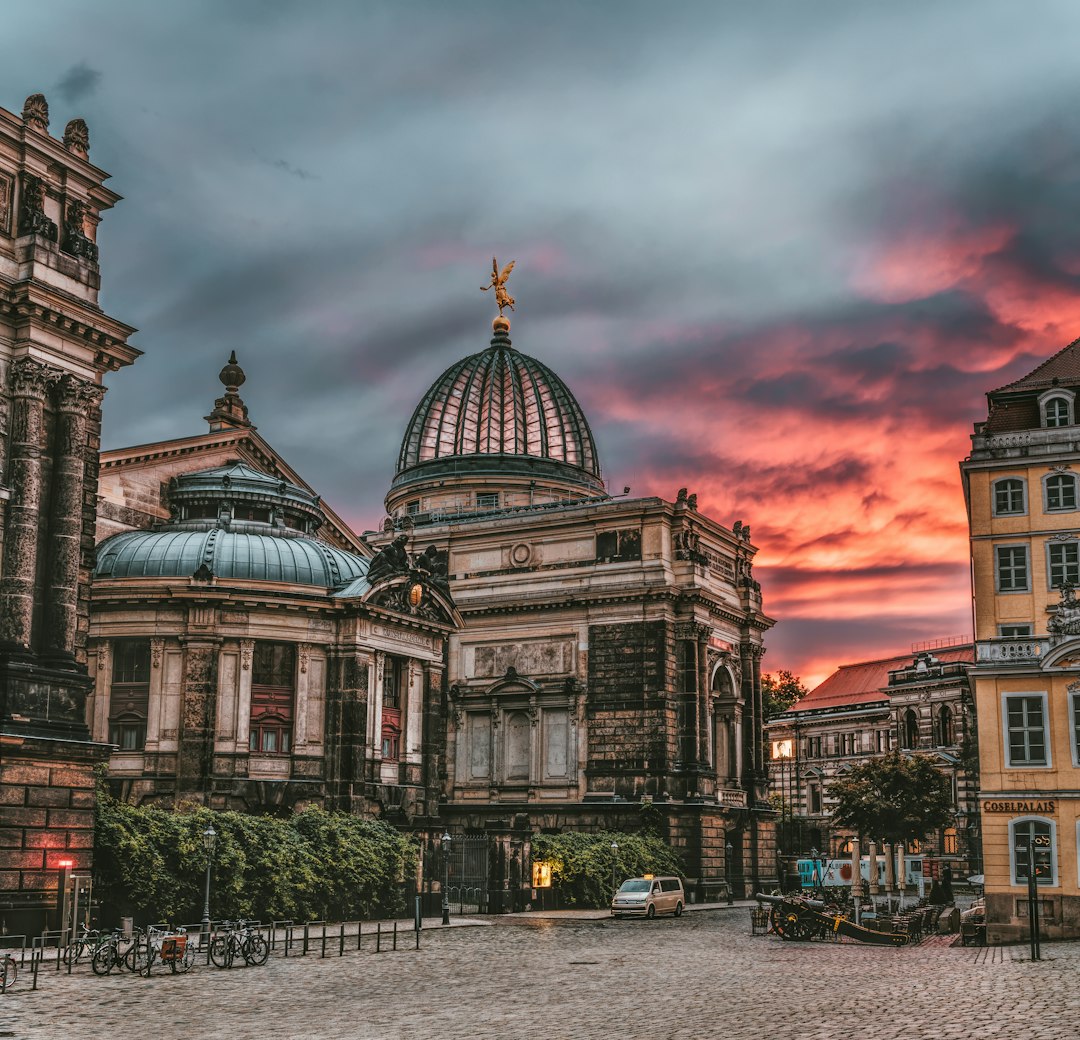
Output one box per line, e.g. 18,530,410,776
762,670,808,719
828,751,953,844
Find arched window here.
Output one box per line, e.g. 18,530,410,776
1044,397,1071,428
903,709,919,749
992,478,1026,516
1045,473,1078,511
1009,817,1056,886
937,705,954,746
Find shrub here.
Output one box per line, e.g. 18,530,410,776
531,831,684,909
93,791,416,925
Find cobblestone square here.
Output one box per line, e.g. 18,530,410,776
4,910,1079,1040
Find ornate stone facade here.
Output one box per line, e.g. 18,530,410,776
0,94,139,936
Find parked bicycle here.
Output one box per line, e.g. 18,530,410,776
1,953,16,993
63,924,103,966
209,921,269,968
91,928,132,976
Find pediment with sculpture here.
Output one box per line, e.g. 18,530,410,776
362,533,461,626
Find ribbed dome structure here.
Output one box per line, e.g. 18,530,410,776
94,463,368,590
388,322,604,518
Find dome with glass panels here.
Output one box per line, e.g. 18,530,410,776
387,318,605,521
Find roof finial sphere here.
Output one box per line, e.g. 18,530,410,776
219,350,246,392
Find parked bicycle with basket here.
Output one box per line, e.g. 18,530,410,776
209,921,269,968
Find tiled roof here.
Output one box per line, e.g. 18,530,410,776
992,336,1080,394
984,398,1039,433
785,646,973,714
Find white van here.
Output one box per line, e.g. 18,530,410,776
611,875,685,918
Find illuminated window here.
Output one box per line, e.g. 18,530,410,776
249,642,294,754
108,639,150,751
1010,818,1055,886
943,826,958,855
993,478,1026,516
1045,473,1077,511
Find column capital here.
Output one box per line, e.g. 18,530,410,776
10,357,61,398
56,373,107,412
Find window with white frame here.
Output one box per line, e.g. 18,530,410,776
1045,473,1078,511
996,545,1029,591
1004,693,1049,766
1048,540,1080,588
993,478,1026,516
1009,818,1056,886
999,623,1033,637
1043,397,1071,428
1070,687,1080,766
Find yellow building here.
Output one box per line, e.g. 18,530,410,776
961,341,1080,941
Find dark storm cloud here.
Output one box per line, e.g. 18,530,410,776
6,0,1080,678
55,62,100,103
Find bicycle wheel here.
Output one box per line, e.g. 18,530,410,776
125,939,149,974
91,943,115,976
243,934,269,966
62,941,81,966
1,956,16,992
209,934,233,969
173,939,196,974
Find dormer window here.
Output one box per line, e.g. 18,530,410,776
1039,389,1075,428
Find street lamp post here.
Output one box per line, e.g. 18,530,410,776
441,831,451,926
610,840,619,900
201,824,217,942
725,842,734,904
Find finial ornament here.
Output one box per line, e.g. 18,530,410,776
481,257,516,318
21,94,49,133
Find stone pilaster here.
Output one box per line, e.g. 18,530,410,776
0,358,59,650
43,376,105,662
176,640,219,798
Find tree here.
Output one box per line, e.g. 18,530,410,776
761,670,808,719
828,751,953,845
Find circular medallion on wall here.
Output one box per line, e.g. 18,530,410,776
510,542,532,566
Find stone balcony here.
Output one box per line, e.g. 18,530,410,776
717,788,747,808
970,425,1080,461
975,638,1050,665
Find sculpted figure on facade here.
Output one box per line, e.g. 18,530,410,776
18,173,58,240
21,93,49,132
1049,581,1080,637
63,118,90,156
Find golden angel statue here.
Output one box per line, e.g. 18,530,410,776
481,257,516,315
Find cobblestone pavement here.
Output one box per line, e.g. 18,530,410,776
3,910,1078,1040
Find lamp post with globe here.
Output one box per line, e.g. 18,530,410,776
200,824,217,941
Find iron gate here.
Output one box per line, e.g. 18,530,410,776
447,835,489,914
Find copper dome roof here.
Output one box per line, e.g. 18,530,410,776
393,325,603,491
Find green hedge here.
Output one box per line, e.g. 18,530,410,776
531,831,684,909
94,794,416,925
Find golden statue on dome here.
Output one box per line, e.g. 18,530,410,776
481,257,516,317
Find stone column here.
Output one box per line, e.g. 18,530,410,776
236,640,254,751
0,358,58,650
696,627,710,769
144,638,166,751
176,639,220,798
868,840,879,897
90,639,112,741
43,376,105,661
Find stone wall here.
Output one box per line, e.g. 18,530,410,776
0,738,104,935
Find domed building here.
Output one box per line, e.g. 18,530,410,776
370,312,777,903
88,362,458,816
387,317,605,521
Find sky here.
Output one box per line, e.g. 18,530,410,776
7,0,1080,686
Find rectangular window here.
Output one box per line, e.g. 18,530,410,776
994,480,1025,515
1005,694,1048,766
1048,542,1080,588
108,639,151,751
1071,692,1080,765
999,624,1033,637
475,492,499,511
808,784,822,814
943,827,958,855
381,656,406,762
249,642,295,754
1046,475,1077,511
405,500,421,515
996,546,1029,592
595,528,642,563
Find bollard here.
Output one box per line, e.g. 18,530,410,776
303,923,309,956
321,924,327,958
284,925,290,958
376,921,381,953
32,944,40,991
339,922,345,957
416,925,420,951
393,921,398,951
357,921,362,952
